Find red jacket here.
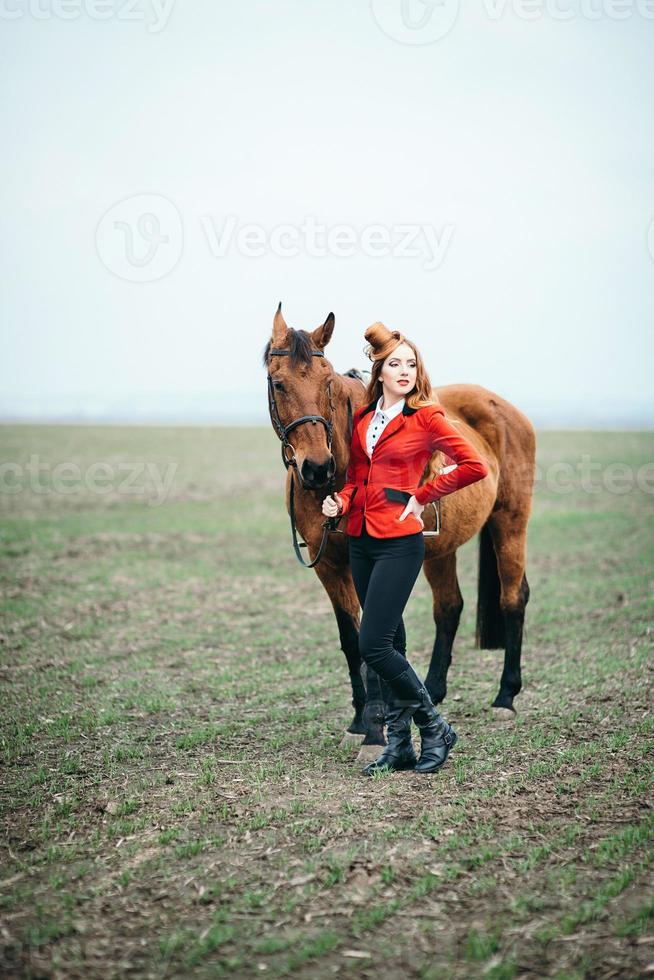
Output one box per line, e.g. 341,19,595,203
337,400,489,538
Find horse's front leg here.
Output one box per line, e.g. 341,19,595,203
313,555,387,747
332,604,366,736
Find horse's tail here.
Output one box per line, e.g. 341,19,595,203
475,523,505,649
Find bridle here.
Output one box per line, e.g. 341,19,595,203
267,349,339,472
266,348,354,568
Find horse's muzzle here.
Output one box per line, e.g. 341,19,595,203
300,455,335,489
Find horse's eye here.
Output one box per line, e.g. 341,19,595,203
273,381,285,392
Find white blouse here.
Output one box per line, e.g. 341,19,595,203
366,395,405,457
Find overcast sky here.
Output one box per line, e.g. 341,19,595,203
1,0,653,426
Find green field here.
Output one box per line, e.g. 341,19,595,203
1,425,653,979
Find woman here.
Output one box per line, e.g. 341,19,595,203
322,322,489,776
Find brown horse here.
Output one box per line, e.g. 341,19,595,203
263,305,536,752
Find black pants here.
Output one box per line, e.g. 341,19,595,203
348,520,425,682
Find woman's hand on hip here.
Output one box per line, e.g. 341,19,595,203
399,495,425,528
322,493,343,518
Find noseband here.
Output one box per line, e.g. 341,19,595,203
267,348,354,568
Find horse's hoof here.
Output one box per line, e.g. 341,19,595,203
341,731,365,747
492,706,517,723
356,743,385,766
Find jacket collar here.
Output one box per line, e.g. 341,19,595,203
360,399,418,417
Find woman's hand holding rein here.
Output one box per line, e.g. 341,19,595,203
322,493,343,518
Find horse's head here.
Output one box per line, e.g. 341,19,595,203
263,303,337,490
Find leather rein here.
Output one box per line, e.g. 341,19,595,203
266,348,356,568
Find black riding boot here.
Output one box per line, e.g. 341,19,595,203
362,687,418,776
384,662,458,774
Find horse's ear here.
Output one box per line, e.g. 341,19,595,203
312,312,335,350
272,301,288,346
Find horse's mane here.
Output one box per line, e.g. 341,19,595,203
261,330,316,369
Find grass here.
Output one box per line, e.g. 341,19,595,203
0,424,653,978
